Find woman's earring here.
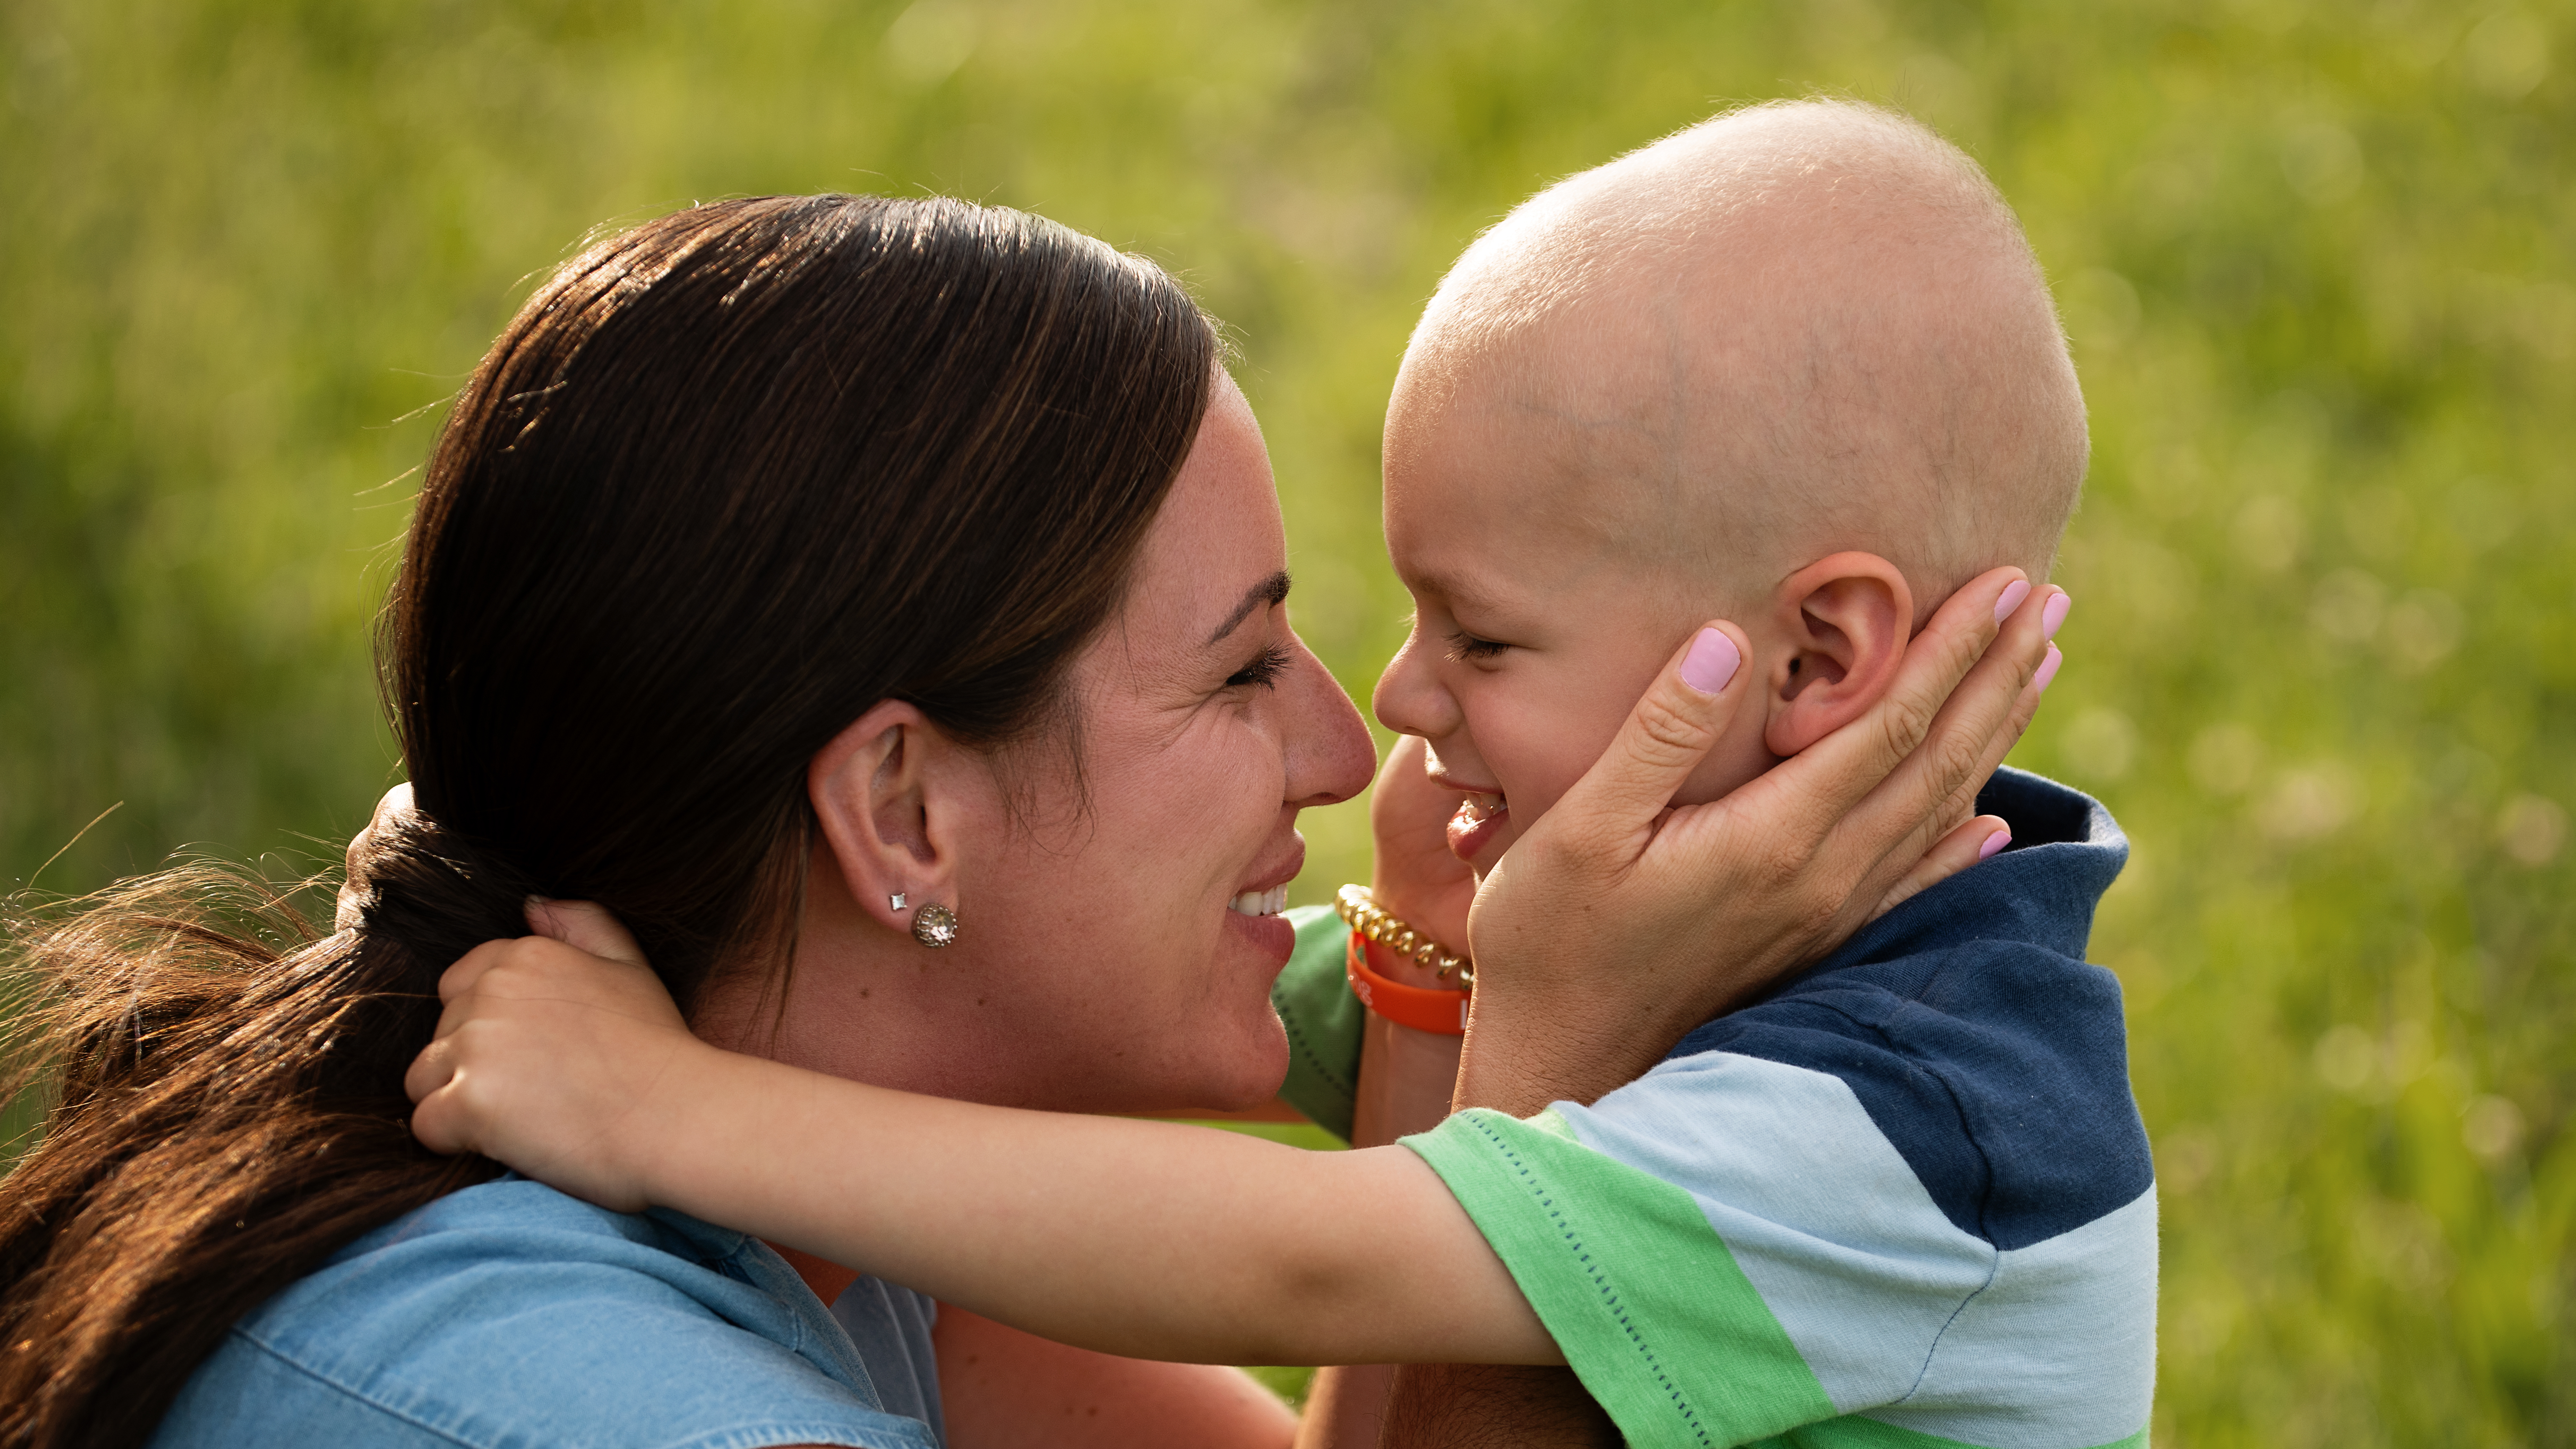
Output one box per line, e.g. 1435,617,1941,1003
889,892,908,912
911,902,959,949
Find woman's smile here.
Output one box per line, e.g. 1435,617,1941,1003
1220,836,1304,966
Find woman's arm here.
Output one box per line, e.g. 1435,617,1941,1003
409,569,2053,1368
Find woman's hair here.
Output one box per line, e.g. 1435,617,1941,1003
0,194,1218,1448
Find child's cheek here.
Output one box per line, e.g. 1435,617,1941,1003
1485,718,1594,833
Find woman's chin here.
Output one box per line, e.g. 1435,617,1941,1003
1186,1022,1293,1112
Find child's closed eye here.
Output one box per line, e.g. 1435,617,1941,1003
1446,631,1510,663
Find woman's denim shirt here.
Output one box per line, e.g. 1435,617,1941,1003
150,1177,943,1449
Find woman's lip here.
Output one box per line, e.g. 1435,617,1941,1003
1233,834,1306,898
1222,905,1297,966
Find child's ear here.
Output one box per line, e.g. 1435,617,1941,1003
1763,552,1914,758
807,701,969,935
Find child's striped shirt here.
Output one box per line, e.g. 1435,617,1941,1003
1273,768,2156,1449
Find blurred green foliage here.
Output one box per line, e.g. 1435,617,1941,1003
3,0,2570,1440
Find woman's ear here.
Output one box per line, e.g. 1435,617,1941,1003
1762,552,1915,758
807,700,969,935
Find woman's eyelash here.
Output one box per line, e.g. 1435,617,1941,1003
1446,632,1509,663
1226,645,1294,689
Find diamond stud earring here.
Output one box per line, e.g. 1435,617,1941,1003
911,902,959,949
889,892,908,911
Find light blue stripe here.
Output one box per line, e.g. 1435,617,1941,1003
1554,1052,1993,1415
1556,1050,2158,1444
1863,1186,2158,1449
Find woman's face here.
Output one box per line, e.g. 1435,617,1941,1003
757,374,1376,1113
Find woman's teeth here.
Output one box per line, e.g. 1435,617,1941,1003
1228,885,1289,918
1454,792,1507,825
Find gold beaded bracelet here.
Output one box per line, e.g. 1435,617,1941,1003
1334,884,1474,986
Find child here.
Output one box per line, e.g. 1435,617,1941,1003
413,100,2149,1449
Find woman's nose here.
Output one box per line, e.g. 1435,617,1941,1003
1283,640,1376,808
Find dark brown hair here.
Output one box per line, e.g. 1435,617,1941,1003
0,194,1217,1448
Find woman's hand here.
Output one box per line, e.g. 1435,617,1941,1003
1459,568,2060,1114
405,900,718,1212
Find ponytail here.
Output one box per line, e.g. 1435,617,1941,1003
0,815,526,1448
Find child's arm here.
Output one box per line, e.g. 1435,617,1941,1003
411,915,1555,1366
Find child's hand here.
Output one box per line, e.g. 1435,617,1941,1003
406,899,713,1213
1367,734,1477,955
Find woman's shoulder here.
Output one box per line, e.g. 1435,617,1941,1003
152,1178,939,1449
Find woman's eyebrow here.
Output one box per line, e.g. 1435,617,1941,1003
1204,570,1292,645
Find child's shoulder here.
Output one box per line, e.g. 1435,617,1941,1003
1658,766,2148,1250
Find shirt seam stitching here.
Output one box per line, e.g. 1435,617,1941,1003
1276,936,1359,1108
1714,1000,1999,1404
1465,1112,1718,1449
222,1326,485,1447
1279,1003,1357,1104
1784,997,2006,1246
1887,1237,2003,1407
227,1324,933,1449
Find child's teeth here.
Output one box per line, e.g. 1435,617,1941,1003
1453,792,1508,824
1228,886,1288,917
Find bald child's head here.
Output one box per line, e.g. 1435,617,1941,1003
1374,100,2081,873
1391,99,2086,625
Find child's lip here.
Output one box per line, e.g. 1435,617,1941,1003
1423,765,1501,797
1446,793,1510,863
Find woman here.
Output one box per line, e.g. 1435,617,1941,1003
0,194,2037,1449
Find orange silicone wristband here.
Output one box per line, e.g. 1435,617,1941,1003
1345,928,1470,1036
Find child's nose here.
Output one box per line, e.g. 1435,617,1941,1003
1371,631,1463,740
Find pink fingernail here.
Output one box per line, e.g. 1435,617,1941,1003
2042,591,2072,639
1978,829,2012,861
1993,579,2031,623
1681,628,1741,694
2033,643,2063,692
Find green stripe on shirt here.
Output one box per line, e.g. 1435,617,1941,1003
1404,1108,1835,1448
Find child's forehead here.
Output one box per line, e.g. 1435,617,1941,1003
1394,329,1765,573
1385,427,1736,640
1396,326,1690,498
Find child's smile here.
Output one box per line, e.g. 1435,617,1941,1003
1446,790,1510,862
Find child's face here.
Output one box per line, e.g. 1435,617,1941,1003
1372,360,1782,876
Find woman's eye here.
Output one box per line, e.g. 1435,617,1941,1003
1225,645,1293,690
1446,632,1510,663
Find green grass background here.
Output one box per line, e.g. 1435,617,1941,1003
4,0,2570,1440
